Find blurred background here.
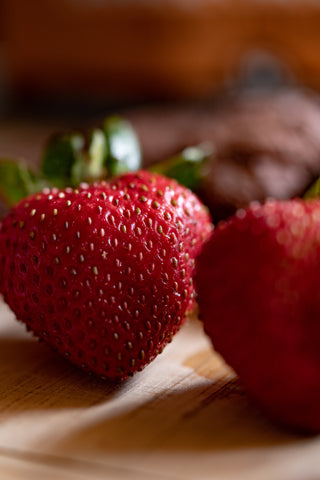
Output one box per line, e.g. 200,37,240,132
1,0,320,219
2,0,320,106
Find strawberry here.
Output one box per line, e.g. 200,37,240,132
196,199,320,431
0,171,211,380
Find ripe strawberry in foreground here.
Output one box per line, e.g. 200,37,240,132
0,171,211,380
196,199,320,432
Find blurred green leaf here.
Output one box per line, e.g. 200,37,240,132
0,159,49,206
41,117,141,187
103,116,142,177
150,142,214,191
84,128,108,181
41,132,85,187
304,177,320,200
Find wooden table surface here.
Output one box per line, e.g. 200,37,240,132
0,299,319,480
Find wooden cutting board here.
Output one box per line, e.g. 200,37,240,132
0,300,319,480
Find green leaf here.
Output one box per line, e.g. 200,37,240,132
304,177,320,200
41,132,85,188
149,142,214,191
103,116,142,177
83,128,108,182
0,159,49,206
41,118,141,187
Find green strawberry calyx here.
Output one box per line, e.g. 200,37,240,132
0,115,215,207
0,116,142,207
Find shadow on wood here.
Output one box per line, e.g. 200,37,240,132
0,337,120,411
55,378,304,453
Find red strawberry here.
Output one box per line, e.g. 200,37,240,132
0,172,211,380
196,199,320,431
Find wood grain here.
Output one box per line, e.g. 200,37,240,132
0,300,319,480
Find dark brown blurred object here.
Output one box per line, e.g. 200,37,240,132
3,0,320,102
128,89,320,221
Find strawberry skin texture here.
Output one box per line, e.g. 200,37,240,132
0,180,196,380
108,171,213,257
196,199,320,431
105,171,213,309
